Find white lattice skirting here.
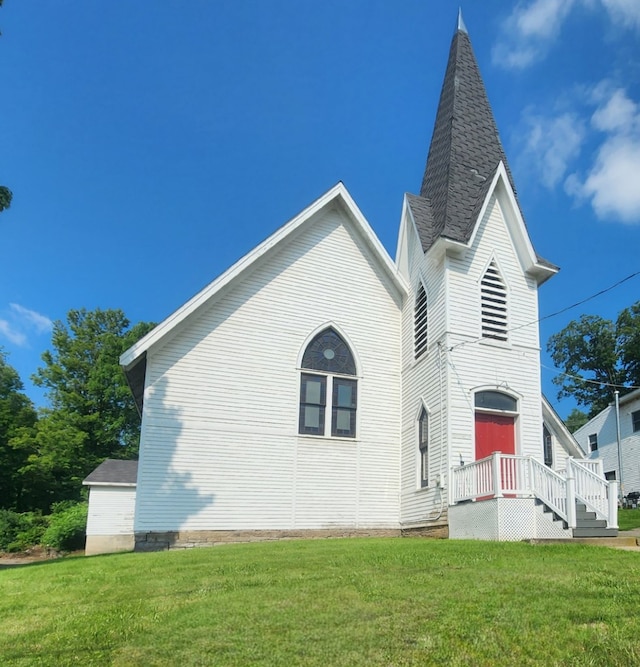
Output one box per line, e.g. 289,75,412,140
449,498,571,541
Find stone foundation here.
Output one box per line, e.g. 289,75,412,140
401,523,449,539
135,528,403,551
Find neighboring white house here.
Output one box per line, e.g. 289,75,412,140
573,388,640,499
85,14,618,553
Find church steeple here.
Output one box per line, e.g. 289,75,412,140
411,15,518,252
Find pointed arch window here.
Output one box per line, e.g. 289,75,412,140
481,261,507,342
299,328,357,438
418,407,429,487
414,283,428,359
543,425,553,468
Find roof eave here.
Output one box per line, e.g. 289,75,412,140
82,481,137,488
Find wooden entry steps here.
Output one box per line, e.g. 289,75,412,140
538,500,619,538
573,502,618,538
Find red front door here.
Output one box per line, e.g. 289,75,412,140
475,412,516,499
475,412,515,459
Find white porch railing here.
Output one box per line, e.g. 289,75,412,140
557,459,603,478
451,453,618,530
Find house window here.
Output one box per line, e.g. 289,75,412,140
481,261,507,342
418,408,429,487
543,425,553,468
605,471,616,481
414,283,428,358
299,328,357,438
588,433,598,452
632,410,640,433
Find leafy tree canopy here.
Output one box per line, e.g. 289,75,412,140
0,350,37,511
565,408,589,434
32,308,155,465
547,301,640,417
0,186,11,213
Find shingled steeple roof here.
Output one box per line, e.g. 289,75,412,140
409,15,520,253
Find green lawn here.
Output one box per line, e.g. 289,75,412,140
619,508,640,531
2,538,640,666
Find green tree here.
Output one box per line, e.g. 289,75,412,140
32,309,155,467
565,408,589,434
547,302,640,417
0,351,38,511
10,410,88,512
0,186,11,213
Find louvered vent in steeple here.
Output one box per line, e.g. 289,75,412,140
481,262,507,341
414,283,428,358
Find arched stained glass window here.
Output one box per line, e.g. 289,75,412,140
301,328,356,375
299,328,357,438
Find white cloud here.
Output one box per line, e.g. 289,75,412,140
565,86,640,223
9,304,53,334
0,304,53,347
493,0,639,70
0,319,27,347
492,0,577,69
591,88,639,132
518,110,586,188
602,0,640,29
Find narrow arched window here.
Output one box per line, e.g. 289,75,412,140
414,283,428,358
299,328,357,438
543,425,553,468
481,261,507,341
418,408,429,487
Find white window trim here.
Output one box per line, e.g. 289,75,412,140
298,370,359,440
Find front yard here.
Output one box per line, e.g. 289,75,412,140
2,538,640,666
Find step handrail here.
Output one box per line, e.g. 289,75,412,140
567,458,618,527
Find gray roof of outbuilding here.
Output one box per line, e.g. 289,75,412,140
83,459,138,486
411,21,556,273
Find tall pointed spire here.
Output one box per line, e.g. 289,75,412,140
411,15,518,252
457,7,467,34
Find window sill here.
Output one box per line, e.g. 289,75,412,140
298,434,359,443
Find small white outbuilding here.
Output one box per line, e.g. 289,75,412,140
83,459,138,556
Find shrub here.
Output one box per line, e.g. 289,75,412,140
41,502,88,552
0,510,48,553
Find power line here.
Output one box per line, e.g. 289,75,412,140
540,362,640,391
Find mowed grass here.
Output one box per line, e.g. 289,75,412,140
619,508,640,531
2,539,640,666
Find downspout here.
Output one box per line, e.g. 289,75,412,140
425,340,447,522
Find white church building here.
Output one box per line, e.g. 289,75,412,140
84,15,618,556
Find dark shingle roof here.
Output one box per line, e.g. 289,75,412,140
83,459,138,486
414,24,520,252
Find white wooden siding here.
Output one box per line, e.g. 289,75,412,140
135,206,402,533
574,398,640,494
86,486,136,536
444,194,543,472
400,191,545,525
400,218,448,526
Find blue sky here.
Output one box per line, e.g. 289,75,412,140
1,0,639,418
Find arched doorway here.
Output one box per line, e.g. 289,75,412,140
474,390,517,460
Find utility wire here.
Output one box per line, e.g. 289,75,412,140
540,363,640,391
